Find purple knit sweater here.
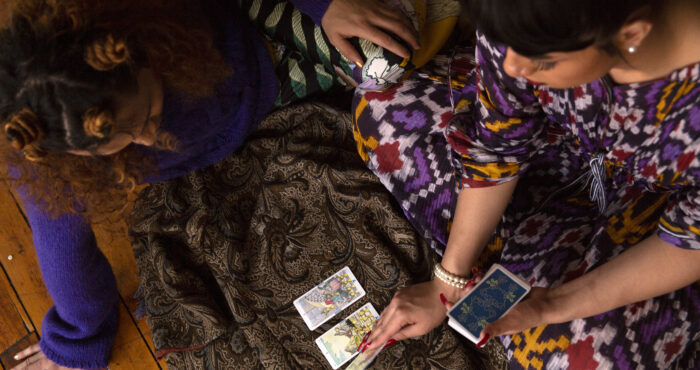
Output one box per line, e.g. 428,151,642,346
16,1,331,368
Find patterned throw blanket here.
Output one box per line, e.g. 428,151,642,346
128,103,507,369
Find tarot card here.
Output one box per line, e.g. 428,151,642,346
294,266,366,330
315,303,379,369
345,339,387,370
447,264,531,343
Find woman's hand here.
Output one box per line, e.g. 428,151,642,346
11,344,75,370
359,278,465,352
321,0,420,66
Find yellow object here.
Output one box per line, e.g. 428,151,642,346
412,16,458,69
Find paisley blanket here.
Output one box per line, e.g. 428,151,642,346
128,102,507,369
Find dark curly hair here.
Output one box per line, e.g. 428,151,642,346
465,0,659,57
0,0,230,221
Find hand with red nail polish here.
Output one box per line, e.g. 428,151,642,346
357,331,371,353
361,342,373,353
362,280,453,351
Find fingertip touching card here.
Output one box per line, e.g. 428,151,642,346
315,303,379,369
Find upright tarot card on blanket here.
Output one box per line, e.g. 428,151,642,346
315,303,379,369
447,264,530,343
294,266,366,330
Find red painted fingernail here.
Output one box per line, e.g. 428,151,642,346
357,332,370,351
464,280,475,290
439,293,447,305
476,333,490,348
361,342,372,353
472,267,479,275
384,339,397,348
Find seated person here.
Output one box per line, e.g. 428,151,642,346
353,0,700,368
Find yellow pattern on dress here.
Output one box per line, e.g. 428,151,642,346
655,79,695,127
659,216,700,237
352,97,379,162
461,161,521,180
511,325,570,370
479,90,497,111
485,117,523,132
605,194,667,246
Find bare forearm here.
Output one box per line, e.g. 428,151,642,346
441,179,518,277
546,234,700,324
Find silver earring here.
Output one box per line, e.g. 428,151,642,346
628,45,637,53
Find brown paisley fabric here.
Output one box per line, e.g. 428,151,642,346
128,103,507,369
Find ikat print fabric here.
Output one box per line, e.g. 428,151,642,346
352,32,700,369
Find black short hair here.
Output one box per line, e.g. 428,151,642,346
465,0,657,57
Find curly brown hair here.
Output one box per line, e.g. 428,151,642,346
0,0,230,222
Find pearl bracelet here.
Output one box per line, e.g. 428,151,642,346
433,263,470,289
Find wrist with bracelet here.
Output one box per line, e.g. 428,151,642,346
433,263,471,290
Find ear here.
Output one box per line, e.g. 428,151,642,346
615,17,654,52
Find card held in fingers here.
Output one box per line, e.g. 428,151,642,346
316,303,379,369
447,264,531,343
294,266,366,330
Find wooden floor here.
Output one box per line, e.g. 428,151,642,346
0,180,166,369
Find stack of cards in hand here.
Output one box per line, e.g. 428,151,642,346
294,266,382,369
447,264,531,343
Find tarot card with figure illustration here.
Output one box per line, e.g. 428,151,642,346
294,266,366,330
447,264,531,343
315,303,379,369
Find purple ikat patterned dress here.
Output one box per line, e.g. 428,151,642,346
352,32,700,369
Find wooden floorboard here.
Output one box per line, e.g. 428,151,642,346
0,181,161,369
0,264,31,368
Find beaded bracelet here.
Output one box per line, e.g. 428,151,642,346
433,263,470,289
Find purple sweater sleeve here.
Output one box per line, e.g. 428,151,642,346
17,188,118,369
289,0,332,25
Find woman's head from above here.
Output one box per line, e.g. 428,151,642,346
0,0,229,218
466,0,681,88
2,28,165,159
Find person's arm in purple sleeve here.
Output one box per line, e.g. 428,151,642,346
11,186,119,369
292,0,420,66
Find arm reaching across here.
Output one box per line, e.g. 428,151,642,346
475,234,700,345
363,179,518,348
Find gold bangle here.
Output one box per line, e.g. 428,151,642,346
433,263,470,289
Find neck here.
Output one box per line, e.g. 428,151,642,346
609,0,700,84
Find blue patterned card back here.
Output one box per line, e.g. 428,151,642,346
447,267,529,339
